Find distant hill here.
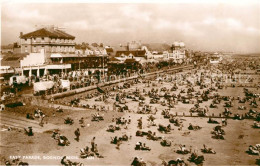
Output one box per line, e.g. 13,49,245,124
231,53,260,58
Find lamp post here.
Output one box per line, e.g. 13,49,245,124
102,54,105,80
78,53,81,70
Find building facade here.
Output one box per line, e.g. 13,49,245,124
20,27,75,63
19,27,78,77
167,42,186,63
20,27,75,53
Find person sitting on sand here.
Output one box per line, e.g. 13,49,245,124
93,144,100,156
112,136,118,144
131,157,139,166
24,127,34,136
34,109,41,118
176,158,184,164
61,156,69,166
52,130,60,139
79,117,85,127
195,103,199,108
26,113,34,120
112,115,115,122
136,142,141,149
84,146,90,153
142,143,147,149
180,145,187,152
58,135,70,146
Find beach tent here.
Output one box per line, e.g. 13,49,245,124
33,81,54,92
60,79,70,90
9,75,28,86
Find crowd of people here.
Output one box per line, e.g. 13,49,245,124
1,56,259,165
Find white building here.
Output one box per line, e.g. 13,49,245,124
166,42,186,63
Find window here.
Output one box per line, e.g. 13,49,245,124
52,46,56,53
57,46,60,52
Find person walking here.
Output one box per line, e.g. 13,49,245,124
91,137,96,152
74,128,80,142
39,114,45,127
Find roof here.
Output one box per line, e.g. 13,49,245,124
105,48,113,53
109,57,120,62
1,53,28,68
21,28,75,39
87,54,108,58
115,50,146,57
124,58,137,63
143,43,171,52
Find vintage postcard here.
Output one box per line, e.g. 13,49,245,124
1,0,260,165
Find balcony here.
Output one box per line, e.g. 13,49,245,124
31,41,75,46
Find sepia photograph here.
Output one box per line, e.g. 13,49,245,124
0,0,260,165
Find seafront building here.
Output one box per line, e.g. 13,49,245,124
167,42,186,64
17,27,107,77
1,26,199,79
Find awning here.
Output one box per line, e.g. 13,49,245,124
50,54,63,58
34,81,54,92
51,54,85,58
60,79,70,89
22,64,71,70
46,64,71,69
0,66,10,70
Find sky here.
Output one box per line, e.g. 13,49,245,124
1,0,260,53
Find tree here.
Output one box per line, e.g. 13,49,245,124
81,42,86,49
91,43,98,47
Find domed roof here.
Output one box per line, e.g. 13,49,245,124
179,42,185,47
173,42,180,46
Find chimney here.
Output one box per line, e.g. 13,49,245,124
20,32,23,37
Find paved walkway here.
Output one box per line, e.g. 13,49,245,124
0,112,60,133
45,65,195,100
51,104,88,111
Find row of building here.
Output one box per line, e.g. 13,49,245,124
0,26,207,79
